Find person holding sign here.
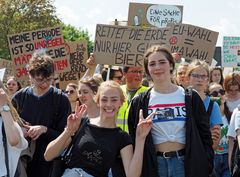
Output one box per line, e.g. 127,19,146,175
128,45,214,177
44,81,154,177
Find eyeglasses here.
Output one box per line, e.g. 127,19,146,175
190,73,208,80
33,76,53,85
113,76,123,80
64,90,75,94
128,70,144,75
210,89,225,97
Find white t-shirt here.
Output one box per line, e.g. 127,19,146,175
0,118,28,177
149,86,186,145
226,99,240,112
227,107,240,139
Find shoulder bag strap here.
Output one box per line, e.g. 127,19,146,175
207,100,214,117
2,123,10,177
61,118,88,163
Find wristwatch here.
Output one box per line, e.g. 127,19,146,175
0,104,10,113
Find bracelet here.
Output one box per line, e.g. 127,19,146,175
42,126,48,133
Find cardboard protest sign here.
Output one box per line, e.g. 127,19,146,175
166,23,219,63
0,59,14,82
222,36,240,67
94,24,170,67
7,26,70,86
59,41,88,89
128,2,183,28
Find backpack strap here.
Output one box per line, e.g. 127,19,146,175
207,100,214,117
2,123,10,177
16,87,30,115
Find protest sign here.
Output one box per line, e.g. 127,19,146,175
0,68,6,82
59,40,88,89
166,23,219,63
213,47,221,66
94,24,170,67
222,36,240,67
128,2,183,28
8,26,70,86
0,59,14,82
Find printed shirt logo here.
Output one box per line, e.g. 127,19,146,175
82,149,103,165
148,103,186,123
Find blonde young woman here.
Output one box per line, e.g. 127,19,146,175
185,59,223,150
0,81,28,177
44,81,153,177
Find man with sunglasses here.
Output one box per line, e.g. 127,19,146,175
12,52,71,177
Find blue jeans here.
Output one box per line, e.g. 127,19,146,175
157,155,185,177
62,168,94,177
213,153,230,177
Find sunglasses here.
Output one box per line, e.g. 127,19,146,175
209,89,225,97
64,90,75,94
113,76,123,80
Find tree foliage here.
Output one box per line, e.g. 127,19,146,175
0,0,61,59
61,23,93,55
0,0,93,59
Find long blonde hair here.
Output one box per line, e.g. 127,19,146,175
0,80,24,126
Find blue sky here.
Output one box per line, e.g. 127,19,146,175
54,0,240,46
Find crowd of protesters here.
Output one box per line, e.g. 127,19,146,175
2,44,240,177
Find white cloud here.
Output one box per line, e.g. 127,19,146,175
87,8,102,19
210,18,240,45
56,6,80,26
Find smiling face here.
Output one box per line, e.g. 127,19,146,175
147,51,173,83
99,86,122,119
78,83,95,106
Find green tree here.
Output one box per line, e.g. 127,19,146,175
0,0,61,59
0,0,93,59
61,23,93,55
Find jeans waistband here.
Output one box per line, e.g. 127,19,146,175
157,149,185,158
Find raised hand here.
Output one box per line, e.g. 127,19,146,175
86,53,96,69
136,109,154,140
172,52,182,62
0,88,8,107
66,103,87,134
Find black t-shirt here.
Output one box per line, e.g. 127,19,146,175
68,123,132,177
